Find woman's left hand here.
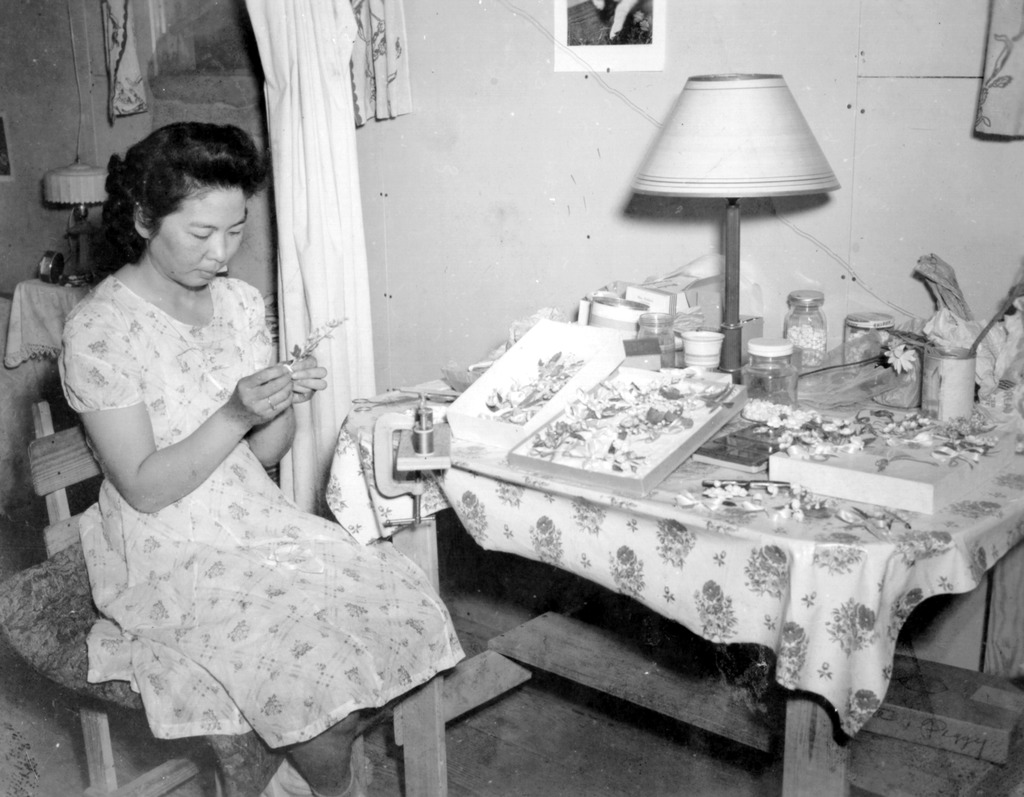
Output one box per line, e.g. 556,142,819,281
284,356,328,404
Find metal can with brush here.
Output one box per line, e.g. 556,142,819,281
921,346,976,421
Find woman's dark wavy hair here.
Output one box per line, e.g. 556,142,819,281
100,122,268,270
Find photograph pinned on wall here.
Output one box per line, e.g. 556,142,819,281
555,0,665,73
0,113,12,182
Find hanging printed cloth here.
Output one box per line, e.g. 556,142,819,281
101,0,147,121
351,0,412,125
976,0,1024,137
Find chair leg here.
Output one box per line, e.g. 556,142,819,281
394,677,447,797
81,706,118,793
350,736,368,793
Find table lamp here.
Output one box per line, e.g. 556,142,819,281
631,74,840,377
42,0,107,278
43,161,106,276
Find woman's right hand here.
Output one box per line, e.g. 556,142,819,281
226,364,297,427
79,365,299,514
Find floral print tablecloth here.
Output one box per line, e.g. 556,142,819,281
329,395,1024,738
441,441,1024,738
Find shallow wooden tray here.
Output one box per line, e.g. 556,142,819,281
447,319,625,452
508,368,746,497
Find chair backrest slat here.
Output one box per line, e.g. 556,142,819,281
28,425,102,505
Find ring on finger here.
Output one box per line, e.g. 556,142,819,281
268,397,277,412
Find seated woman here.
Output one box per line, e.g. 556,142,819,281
60,122,464,797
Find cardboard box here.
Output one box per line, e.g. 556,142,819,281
508,368,746,497
447,319,625,451
768,428,1016,514
625,284,678,316
622,337,663,370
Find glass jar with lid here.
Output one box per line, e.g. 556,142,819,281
783,290,827,368
843,312,895,364
637,312,675,369
740,338,799,406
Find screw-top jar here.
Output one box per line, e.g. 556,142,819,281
741,338,799,406
843,312,895,364
783,290,827,368
637,312,675,369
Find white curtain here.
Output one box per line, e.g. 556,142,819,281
245,0,376,514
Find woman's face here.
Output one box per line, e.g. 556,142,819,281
137,187,247,290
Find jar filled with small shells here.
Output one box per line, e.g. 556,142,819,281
783,290,827,369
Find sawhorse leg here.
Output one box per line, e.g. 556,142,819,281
392,517,447,797
783,691,850,797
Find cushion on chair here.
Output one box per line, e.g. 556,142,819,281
0,541,142,710
0,541,283,797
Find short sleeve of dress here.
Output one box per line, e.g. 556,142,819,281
60,296,143,414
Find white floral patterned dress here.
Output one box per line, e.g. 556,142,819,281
60,276,464,746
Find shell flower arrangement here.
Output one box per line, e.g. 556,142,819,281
675,479,851,527
931,413,1000,467
754,400,1002,472
675,479,914,535
527,377,732,473
741,399,869,460
484,352,585,425
854,408,999,470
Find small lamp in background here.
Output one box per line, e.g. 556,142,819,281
43,161,106,277
42,0,107,281
631,73,840,378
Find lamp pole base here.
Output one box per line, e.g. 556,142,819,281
719,198,743,381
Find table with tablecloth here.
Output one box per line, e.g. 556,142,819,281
1,279,91,515
328,389,1024,734
3,279,90,368
439,435,1024,736
327,387,1024,793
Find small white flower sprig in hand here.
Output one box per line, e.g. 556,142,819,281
286,319,345,367
741,399,869,461
485,352,584,425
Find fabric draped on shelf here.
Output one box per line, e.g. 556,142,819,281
977,0,1024,137
351,0,412,125
100,0,147,120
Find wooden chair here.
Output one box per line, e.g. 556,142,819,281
22,398,531,796
25,399,204,796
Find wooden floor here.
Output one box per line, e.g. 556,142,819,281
3,505,1024,797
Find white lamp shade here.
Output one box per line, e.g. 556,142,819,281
43,161,107,205
632,74,840,198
